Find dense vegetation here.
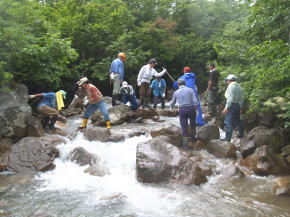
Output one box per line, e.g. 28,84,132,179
0,0,289,126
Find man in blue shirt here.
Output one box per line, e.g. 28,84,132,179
150,77,166,109
110,52,126,106
173,67,205,126
170,79,199,150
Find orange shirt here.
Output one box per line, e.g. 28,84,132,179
85,84,103,104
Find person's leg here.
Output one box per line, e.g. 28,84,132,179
224,106,234,141
161,95,165,109
79,104,98,129
112,74,122,106
179,108,189,137
121,94,128,104
189,108,197,140
129,95,138,111
233,104,244,138
144,83,151,106
139,83,146,106
97,100,111,129
153,95,158,109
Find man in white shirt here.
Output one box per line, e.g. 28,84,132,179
137,59,167,107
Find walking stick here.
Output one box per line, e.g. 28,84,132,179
165,71,176,82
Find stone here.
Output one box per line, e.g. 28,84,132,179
84,127,111,142
60,108,82,117
26,116,44,137
84,165,108,177
197,163,213,177
69,147,97,166
221,165,245,178
239,140,256,158
240,145,290,176
257,111,276,127
190,140,206,151
2,137,60,173
245,126,285,153
150,123,182,146
136,137,207,185
207,139,237,159
197,125,220,143
273,177,290,196
281,145,290,157
156,108,178,117
47,128,69,137
107,134,125,143
0,138,14,158
0,84,33,138
287,156,290,165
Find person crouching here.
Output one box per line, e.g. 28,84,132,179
120,81,138,111
170,79,198,150
78,78,111,130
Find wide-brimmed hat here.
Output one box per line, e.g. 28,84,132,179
122,81,128,88
77,77,88,85
226,74,237,81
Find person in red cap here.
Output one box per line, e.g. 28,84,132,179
173,67,205,127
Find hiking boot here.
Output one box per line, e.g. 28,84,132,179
182,137,191,150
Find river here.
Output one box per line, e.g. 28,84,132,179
0,116,290,217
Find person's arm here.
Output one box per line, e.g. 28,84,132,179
128,86,134,95
222,85,234,114
170,92,177,109
137,66,145,86
119,60,124,79
153,68,166,78
29,93,43,99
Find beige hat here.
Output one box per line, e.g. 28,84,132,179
77,77,88,85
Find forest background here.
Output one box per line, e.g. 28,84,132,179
0,0,289,127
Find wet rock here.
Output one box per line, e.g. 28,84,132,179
197,125,220,143
243,126,285,154
207,140,237,159
26,116,44,137
287,156,290,165
108,134,125,143
42,136,66,146
91,103,134,126
136,137,207,185
150,123,182,146
47,127,68,137
273,177,290,196
197,163,213,177
69,147,97,166
203,114,212,123
133,107,160,121
0,84,33,138
60,108,82,117
239,140,256,158
84,127,111,142
240,145,290,176
190,140,206,151
0,138,14,158
281,145,290,158
2,137,60,173
221,165,245,178
84,165,108,177
156,108,178,117
257,111,276,127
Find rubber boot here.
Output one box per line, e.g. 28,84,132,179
106,120,111,129
182,137,191,150
78,118,88,130
48,116,57,130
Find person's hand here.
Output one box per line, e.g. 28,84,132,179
83,99,89,106
137,82,141,87
222,107,228,115
161,93,165,98
74,95,79,99
169,107,172,111
28,95,35,99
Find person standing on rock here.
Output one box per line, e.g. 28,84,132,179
150,76,166,109
78,77,111,130
221,74,244,142
137,59,167,107
68,75,87,109
170,79,199,150
173,67,205,126
29,90,67,131
110,52,126,106
120,81,138,111
207,63,220,116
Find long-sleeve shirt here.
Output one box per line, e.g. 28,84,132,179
110,58,124,80
150,79,166,96
85,84,104,104
37,92,56,109
137,64,166,83
170,85,198,108
225,82,244,108
120,85,135,96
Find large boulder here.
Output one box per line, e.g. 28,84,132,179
26,116,44,137
149,123,182,146
240,126,285,154
207,140,237,159
60,108,82,117
273,177,290,196
1,137,62,173
240,145,290,176
69,147,97,166
84,127,125,142
197,125,220,143
0,84,34,138
221,165,245,178
136,136,207,185
156,108,178,117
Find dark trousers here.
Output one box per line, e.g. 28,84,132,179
153,95,165,109
122,94,139,111
179,107,196,137
139,82,151,105
224,103,244,141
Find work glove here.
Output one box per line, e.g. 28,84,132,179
126,102,131,107
110,73,116,80
83,97,89,106
161,93,165,98
137,82,141,87
28,95,36,99
74,95,79,99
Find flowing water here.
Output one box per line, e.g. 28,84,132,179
0,117,290,217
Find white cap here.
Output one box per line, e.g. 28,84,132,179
122,81,128,87
77,77,88,85
226,74,237,81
